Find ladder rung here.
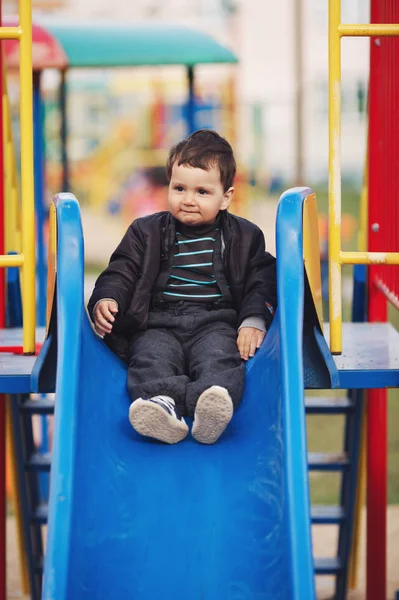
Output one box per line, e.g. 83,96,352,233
339,23,399,37
21,397,55,414
26,452,51,471
314,557,344,575
31,503,48,524
308,452,349,471
340,250,399,265
0,253,23,267
0,26,21,41
305,397,353,414
311,505,345,524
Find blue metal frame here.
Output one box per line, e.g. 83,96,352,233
33,71,47,328
6,253,22,327
33,73,51,499
8,394,41,600
0,368,35,393
335,265,367,599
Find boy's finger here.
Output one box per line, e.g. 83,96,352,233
249,338,257,357
100,306,116,323
256,332,265,348
108,303,118,314
96,311,111,325
95,314,113,331
94,324,106,336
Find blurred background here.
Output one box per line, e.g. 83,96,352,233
4,0,367,265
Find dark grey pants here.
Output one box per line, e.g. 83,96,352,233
127,302,245,416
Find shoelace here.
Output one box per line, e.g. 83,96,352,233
148,396,177,418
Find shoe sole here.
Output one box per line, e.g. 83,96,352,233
192,386,234,444
129,400,188,444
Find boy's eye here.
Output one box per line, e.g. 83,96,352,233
174,185,184,192
198,188,208,195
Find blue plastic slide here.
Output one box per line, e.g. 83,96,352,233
42,189,331,599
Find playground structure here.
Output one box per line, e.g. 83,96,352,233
0,2,398,600
45,71,241,222
4,17,247,233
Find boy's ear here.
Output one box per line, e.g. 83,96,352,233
221,186,234,210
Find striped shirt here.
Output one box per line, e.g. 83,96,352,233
162,219,223,303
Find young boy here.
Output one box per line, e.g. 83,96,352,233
88,130,276,445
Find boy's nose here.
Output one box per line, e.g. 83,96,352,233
183,194,196,206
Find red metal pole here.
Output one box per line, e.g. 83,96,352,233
367,0,399,596
367,283,387,600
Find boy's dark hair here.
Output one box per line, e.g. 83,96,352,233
166,129,236,192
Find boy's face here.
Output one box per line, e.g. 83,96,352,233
168,162,234,226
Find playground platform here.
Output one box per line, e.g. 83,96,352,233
0,328,46,394
1,323,398,396
326,323,399,389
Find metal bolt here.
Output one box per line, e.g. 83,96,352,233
375,38,381,46
371,223,380,232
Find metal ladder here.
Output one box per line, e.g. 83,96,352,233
307,389,364,599
8,393,53,600
7,267,53,600
307,266,366,599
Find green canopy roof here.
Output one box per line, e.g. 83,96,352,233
38,20,238,68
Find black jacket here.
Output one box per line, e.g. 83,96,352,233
88,210,277,362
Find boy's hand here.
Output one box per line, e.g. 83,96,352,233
237,327,265,361
93,299,118,337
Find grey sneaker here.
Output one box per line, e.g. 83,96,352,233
129,396,188,444
192,386,234,444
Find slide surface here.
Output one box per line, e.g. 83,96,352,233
43,189,327,599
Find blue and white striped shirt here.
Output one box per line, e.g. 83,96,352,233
162,220,223,302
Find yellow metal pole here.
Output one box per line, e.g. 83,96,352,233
46,201,57,333
0,254,23,267
0,26,21,40
357,147,368,254
303,193,324,331
2,51,20,254
328,0,342,354
2,65,12,253
339,23,399,37
5,398,31,596
348,398,368,590
340,251,399,265
19,0,35,354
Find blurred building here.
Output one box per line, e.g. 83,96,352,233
238,0,369,184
